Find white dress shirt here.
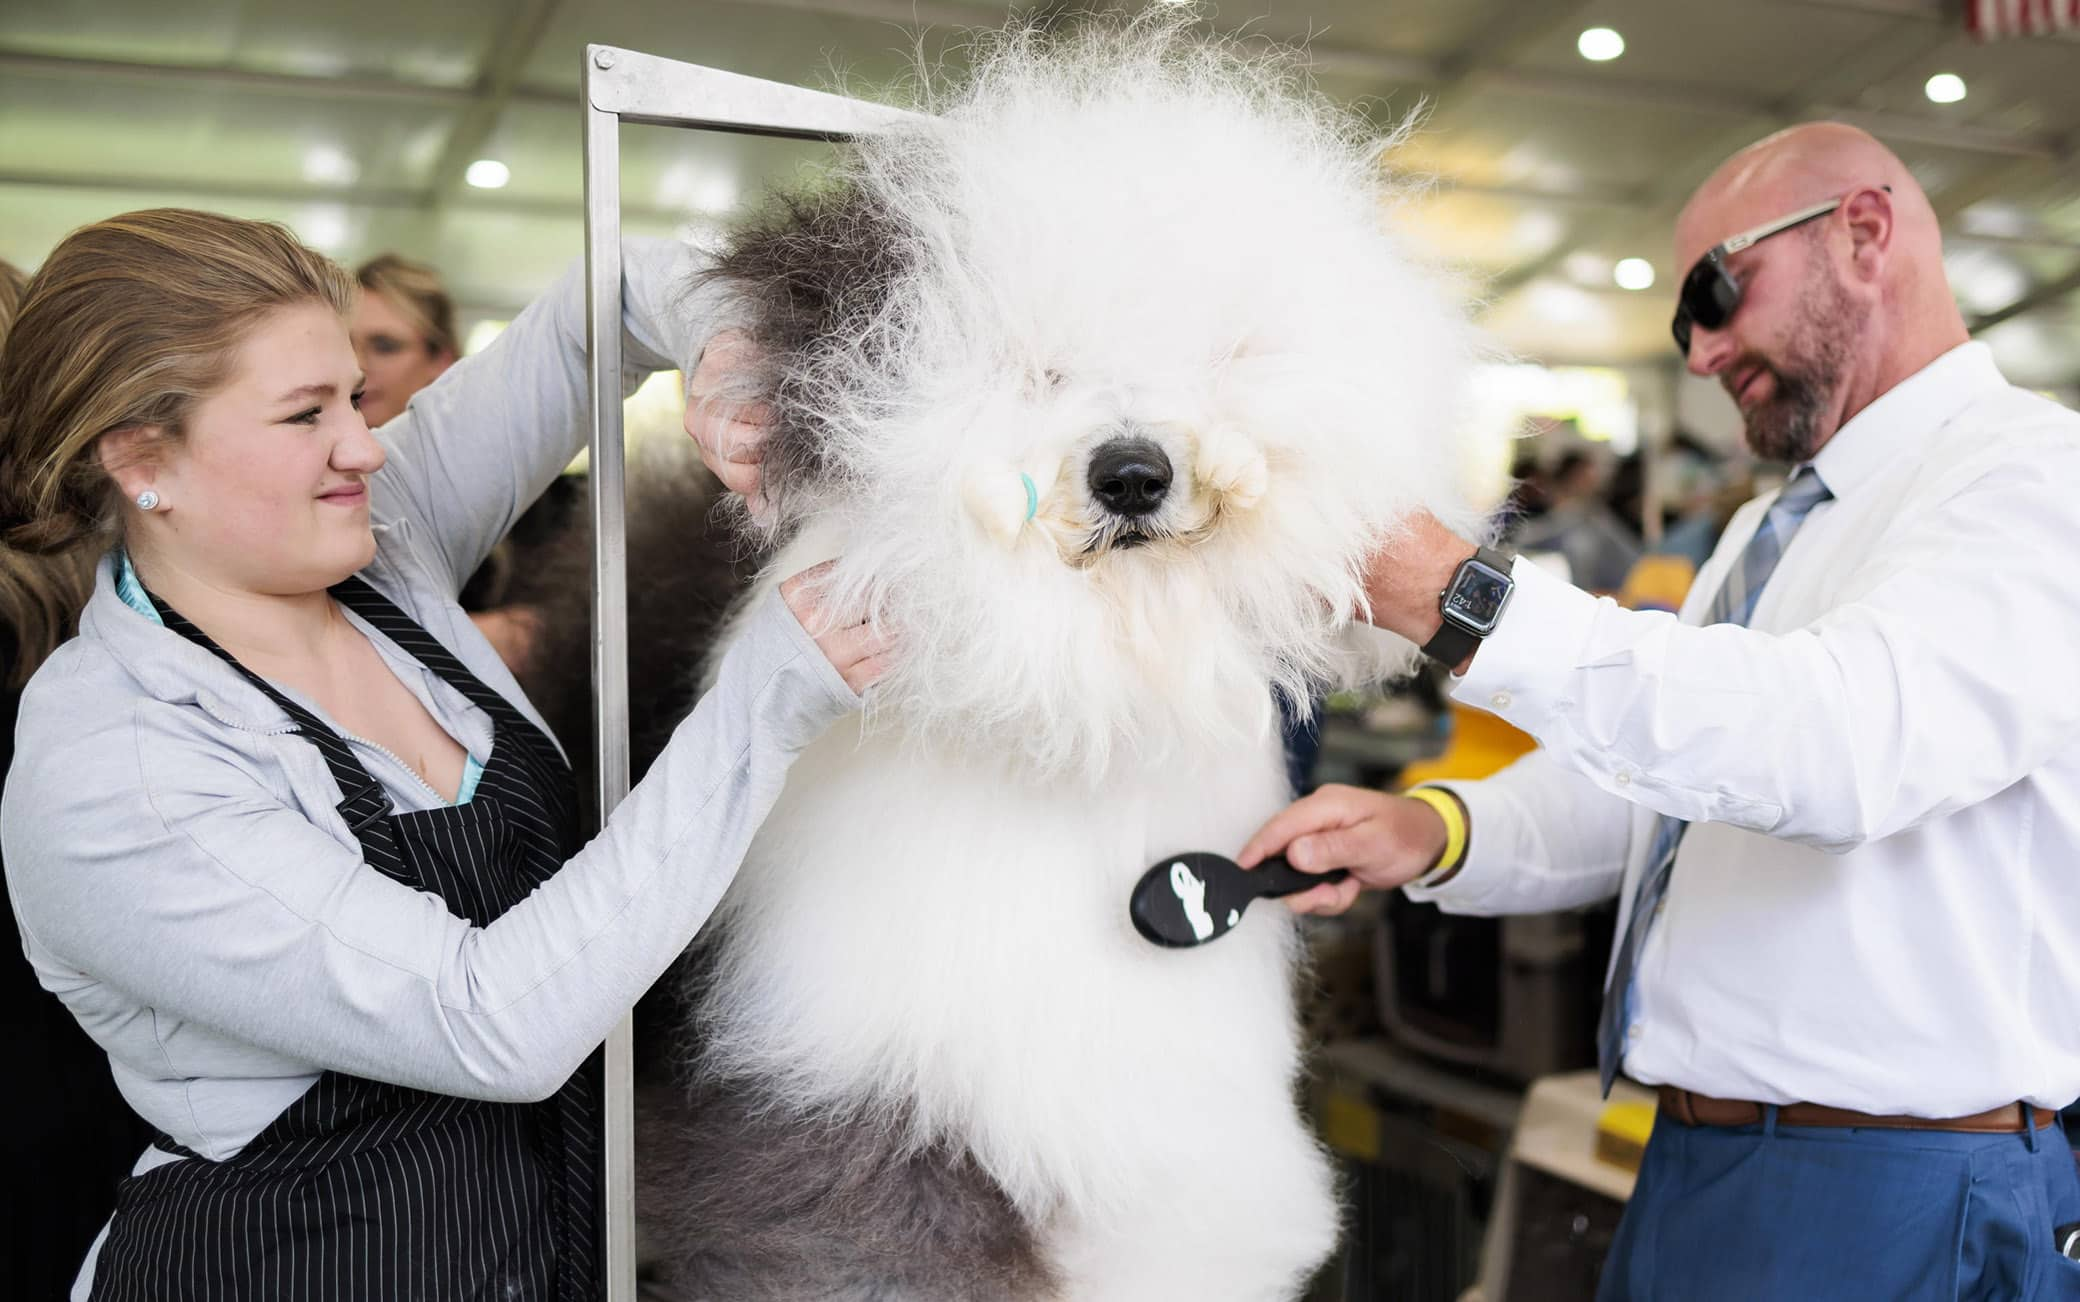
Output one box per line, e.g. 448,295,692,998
1410,342,2080,1116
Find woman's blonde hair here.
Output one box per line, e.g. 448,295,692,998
0,259,91,686
0,209,356,562
356,252,457,358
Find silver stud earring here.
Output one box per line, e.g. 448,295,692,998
135,490,160,511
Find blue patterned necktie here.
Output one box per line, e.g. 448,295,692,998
1596,467,1834,1094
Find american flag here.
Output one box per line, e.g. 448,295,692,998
1967,0,2080,39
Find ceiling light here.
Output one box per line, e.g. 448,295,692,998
1577,28,1625,62
301,145,358,187
1924,73,1966,104
1613,258,1655,291
1943,249,2027,315
298,205,350,254
281,49,350,79
465,159,511,189
1563,251,1612,285
1524,281,1606,328
1512,209,1565,255
1958,201,2031,238
464,319,509,355
692,175,738,214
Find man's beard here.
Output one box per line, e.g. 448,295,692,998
1737,260,1859,465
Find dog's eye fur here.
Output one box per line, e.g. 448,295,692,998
1021,367,1068,399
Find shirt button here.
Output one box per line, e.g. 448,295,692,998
1490,691,1513,709
1627,1022,1644,1041
1652,899,1666,920
1615,770,1632,786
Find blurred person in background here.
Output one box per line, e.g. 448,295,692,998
1650,430,1751,569
0,256,158,1301
351,252,457,429
1657,470,1760,571
354,252,565,672
1499,449,1553,534
1511,447,1643,592
1605,452,1648,539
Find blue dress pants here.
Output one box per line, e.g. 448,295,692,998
1597,1109,2080,1300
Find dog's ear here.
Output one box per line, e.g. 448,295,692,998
701,183,914,526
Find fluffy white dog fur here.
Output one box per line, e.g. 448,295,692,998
643,19,1478,1301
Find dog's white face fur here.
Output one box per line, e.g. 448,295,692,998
724,26,1479,780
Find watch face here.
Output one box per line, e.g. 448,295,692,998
1444,560,1512,634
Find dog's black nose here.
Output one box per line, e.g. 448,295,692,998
1087,438,1172,518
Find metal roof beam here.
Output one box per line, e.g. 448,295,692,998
0,47,484,104
1971,262,2080,333
423,0,568,210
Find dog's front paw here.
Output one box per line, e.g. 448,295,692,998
961,460,1039,547
1196,426,1268,511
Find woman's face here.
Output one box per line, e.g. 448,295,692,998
350,289,452,427
148,303,386,594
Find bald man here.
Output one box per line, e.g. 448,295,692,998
1245,123,2080,1296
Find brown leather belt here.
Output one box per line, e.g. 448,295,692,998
1657,1086,2057,1133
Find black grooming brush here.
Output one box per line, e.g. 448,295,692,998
1129,852,1351,948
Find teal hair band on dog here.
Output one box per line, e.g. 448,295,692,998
1021,473,1038,523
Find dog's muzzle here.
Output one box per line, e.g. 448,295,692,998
1086,437,1172,520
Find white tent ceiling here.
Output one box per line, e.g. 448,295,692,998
2,0,2075,391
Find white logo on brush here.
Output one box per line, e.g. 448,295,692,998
1169,861,1216,941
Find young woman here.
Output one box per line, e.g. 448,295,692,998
0,209,884,1300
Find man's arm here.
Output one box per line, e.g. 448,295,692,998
1371,430,2080,851
1410,749,1637,913
1239,746,1635,916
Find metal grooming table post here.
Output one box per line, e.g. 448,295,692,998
581,44,919,1301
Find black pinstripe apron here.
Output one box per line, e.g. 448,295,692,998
91,576,601,1301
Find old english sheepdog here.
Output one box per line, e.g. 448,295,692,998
637,20,1478,1302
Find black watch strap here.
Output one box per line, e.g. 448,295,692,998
1420,546,1514,666
1420,618,1480,666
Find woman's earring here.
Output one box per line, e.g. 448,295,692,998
135,490,160,511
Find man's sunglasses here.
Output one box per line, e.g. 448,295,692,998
1670,187,1888,357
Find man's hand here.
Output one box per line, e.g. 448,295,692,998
1236,784,1452,916
683,329,771,517
780,561,891,696
1362,512,1479,665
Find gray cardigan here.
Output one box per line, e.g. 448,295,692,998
2,240,855,1267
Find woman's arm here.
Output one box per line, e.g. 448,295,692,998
4,587,853,1103
369,237,733,596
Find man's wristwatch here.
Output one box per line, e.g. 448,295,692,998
1419,546,1516,667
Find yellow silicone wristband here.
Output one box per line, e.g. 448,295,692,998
1405,786,1467,878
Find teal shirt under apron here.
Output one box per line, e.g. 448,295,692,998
115,551,483,805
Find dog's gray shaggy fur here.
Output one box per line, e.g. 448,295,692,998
508,190,1040,1293
702,184,912,524
635,1082,1056,1301
623,185,1061,1299
498,460,747,806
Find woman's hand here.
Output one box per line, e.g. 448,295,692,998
780,562,891,696
683,330,771,517
1235,784,1451,916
